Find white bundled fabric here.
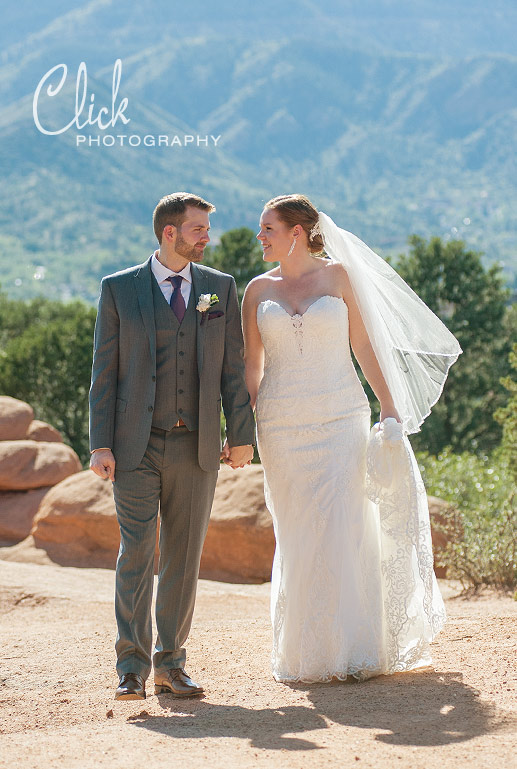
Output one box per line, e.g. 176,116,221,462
366,418,447,673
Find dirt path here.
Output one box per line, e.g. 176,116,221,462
0,560,515,769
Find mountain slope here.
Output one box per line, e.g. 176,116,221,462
0,1,515,302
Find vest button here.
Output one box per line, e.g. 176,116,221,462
148,405,153,412
178,389,184,394
179,369,184,375
152,375,156,382
179,351,184,356
178,408,183,414
179,331,184,337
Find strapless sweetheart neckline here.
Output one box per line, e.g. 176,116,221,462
257,294,345,319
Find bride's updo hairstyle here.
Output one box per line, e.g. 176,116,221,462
264,194,325,256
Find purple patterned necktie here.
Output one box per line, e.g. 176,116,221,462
167,275,186,323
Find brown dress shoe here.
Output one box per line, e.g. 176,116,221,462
154,668,204,697
115,673,146,700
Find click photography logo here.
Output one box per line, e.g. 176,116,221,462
32,58,221,148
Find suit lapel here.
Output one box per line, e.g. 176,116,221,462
134,256,156,363
191,263,208,376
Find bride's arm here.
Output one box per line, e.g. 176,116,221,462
336,265,401,423
241,281,265,411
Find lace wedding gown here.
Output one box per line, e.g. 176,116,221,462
256,294,447,683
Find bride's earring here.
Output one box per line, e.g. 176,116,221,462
287,238,296,257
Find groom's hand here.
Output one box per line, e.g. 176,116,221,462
220,440,231,462
90,449,116,482
224,444,253,469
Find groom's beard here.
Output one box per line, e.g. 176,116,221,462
175,230,206,262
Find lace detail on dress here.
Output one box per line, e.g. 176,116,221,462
292,316,304,355
256,295,446,684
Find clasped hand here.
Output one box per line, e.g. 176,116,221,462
221,441,254,469
90,449,116,482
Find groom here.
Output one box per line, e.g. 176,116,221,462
89,192,255,700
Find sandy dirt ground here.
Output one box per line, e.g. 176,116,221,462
0,559,516,769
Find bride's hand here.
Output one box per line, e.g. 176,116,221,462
380,405,401,424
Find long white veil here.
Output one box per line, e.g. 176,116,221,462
318,212,462,434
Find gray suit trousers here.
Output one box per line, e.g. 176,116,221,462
112,425,218,678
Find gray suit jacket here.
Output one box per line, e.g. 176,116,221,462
89,256,255,472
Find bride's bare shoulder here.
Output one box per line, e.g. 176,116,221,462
245,268,280,300
324,259,351,287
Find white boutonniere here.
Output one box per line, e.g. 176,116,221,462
197,293,219,324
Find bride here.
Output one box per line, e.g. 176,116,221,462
242,194,461,683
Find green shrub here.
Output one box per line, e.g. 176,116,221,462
418,448,516,593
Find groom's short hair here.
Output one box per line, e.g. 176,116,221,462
153,192,216,243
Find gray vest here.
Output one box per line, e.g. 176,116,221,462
151,275,199,431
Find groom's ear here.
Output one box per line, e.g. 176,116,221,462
163,224,176,242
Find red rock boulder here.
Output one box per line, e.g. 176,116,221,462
0,441,81,491
0,397,34,441
428,495,458,578
26,420,63,443
8,462,449,582
200,464,274,583
31,470,121,568
0,487,52,542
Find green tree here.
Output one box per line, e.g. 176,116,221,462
394,236,512,454
204,227,268,300
494,342,517,485
0,292,96,465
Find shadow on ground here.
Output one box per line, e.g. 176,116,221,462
127,670,516,751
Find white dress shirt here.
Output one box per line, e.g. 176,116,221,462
151,251,192,306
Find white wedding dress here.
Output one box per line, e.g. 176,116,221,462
256,294,447,683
